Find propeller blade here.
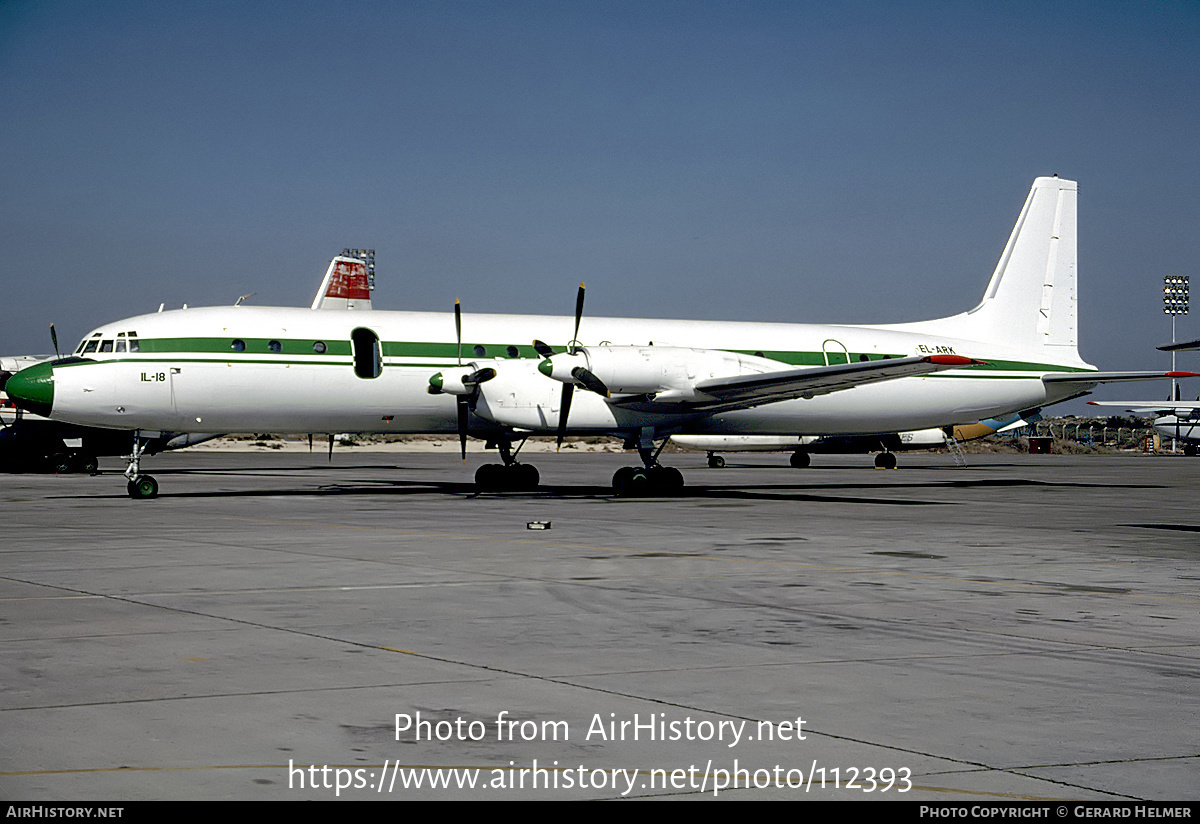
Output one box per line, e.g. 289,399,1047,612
454,299,463,366
571,365,610,397
457,396,469,462
570,283,585,354
328,433,334,462
532,339,555,358
556,382,574,451
463,367,497,386
50,324,61,360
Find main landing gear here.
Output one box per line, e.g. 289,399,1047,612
124,435,158,499
612,437,684,496
475,437,540,491
874,451,898,469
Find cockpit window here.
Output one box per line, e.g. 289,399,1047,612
100,340,114,353
82,340,99,354
115,340,127,353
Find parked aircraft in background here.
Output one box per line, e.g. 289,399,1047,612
7,177,1193,497
671,413,1037,468
1088,400,1200,455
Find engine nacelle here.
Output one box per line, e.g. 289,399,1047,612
427,365,494,396
538,346,779,398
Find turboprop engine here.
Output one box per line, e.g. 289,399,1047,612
537,346,777,401
426,365,497,396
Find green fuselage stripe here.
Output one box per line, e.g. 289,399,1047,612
67,337,1094,376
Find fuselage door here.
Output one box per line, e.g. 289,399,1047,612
351,328,382,379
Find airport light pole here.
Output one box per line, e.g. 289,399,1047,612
1164,275,1189,394
1164,276,1188,451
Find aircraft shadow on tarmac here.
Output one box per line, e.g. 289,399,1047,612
46,466,1167,505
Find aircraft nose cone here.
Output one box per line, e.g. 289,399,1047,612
5,362,54,417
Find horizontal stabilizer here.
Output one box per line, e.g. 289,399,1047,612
1043,371,1199,387
1088,400,1200,416
1158,338,1200,352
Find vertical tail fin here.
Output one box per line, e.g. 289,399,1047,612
311,256,373,310
900,177,1084,365
967,176,1078,357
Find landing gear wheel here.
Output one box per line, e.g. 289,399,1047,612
127,475,159,499
707,454,725,469
51,453,72,474
789,451,810,468
656,465,685,492
76,454,99,474
475,462,539,491
874,452,897,469
1185,445,1197,457
613,465,685,496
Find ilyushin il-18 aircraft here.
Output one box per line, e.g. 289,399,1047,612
7,177,1194,497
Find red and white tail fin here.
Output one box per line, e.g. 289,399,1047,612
312,256,372,310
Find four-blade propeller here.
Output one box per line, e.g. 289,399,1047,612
531,283,612,449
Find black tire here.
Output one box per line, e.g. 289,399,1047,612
789,451,810,468
127,475,159,499
516,463,540,490
708,454,725,469
612,466,635,495
658,466,685,492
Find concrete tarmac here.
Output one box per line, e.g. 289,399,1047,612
2,450,1198,800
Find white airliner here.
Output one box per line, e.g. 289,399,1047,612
7,177,1192,497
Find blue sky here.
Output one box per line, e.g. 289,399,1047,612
3,1,1199,410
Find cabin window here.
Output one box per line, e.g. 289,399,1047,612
351,327,381,379
231,339,246,352
268,340,282,353
473,344,486,357
506,345,519,358
312,341,327,354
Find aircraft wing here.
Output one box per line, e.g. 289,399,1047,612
1158,338,1200,352
639,354,983,413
